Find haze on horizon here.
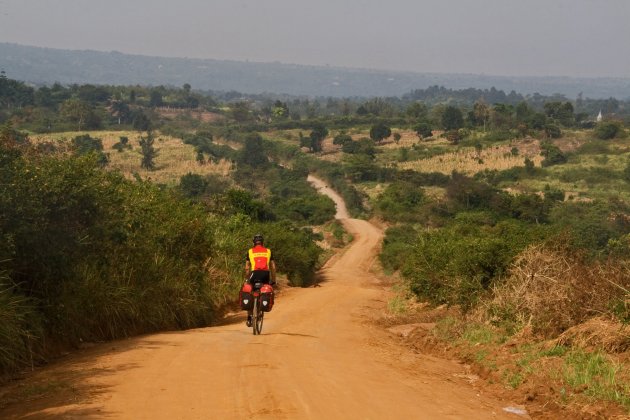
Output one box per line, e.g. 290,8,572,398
0,0,629,79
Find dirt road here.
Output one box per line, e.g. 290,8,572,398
2,177,522,419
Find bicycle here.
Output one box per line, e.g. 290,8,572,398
251,282,264,335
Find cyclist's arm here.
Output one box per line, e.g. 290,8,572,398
270,260,277,284
244,259,251,281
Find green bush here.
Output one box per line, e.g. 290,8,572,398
540,141,567,167
379,225,418,272
386,219,550,309
550,200,630,252
374,181,426,222
595,121,625,140
0,149,325,375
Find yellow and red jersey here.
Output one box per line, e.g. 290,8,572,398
246,245,273,271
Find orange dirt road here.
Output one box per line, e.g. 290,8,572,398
2,177,523,419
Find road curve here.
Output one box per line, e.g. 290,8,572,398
2,176,518,419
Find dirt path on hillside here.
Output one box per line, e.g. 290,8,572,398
0,177,525,419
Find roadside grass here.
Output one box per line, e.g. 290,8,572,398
463,330,630,411
392,307,630,413
561,350,630,410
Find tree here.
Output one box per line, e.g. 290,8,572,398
238,133,269,168
230,101,252,122
309,124,328,152
333,133,353,146
491,103,514,129
540,140,566,167
272,100,289,120
515,101,532,123
132,111,152,131
60,98,100,130
179,173,207,198
544,123,562,139
112,136,131,152
544,101,574,127
595,121,624,140
149,89,163,107
473,101,490,131
72,134,108,166
441,106,464,130
414,122,433,139
110,100,131,125
406,102,428,120
139,131,158,170
369,122,391,143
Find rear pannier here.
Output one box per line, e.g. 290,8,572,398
239,283,254,310
260,284,274,312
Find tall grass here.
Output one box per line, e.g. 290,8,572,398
0,277,42,374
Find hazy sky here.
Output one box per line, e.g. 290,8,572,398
1,0,629,78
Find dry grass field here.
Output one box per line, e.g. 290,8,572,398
399,142,544,175
30,130,233,185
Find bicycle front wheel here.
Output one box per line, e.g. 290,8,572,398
255,299,264,335
252,298,259,335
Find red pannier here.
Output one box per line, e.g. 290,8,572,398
239,283,253,310
260,284,274,312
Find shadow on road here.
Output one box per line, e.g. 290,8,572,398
0,337,180,419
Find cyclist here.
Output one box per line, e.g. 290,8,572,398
244,234,276,326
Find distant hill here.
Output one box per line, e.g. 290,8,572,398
1,43,630,99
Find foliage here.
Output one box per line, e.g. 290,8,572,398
549,200,630,252
388,219,549,309
413,122,433,139
237,132,269,168
595,121,625,140
72,134,108,166
374,181,426,222
308,123,329,152
139,131,158,170
540,140,567,166
112,136,132,152
341,137,376,156
369,122,391,143
333,132,352,146
0,148,325,375
544,123,562,139
441,106,464,130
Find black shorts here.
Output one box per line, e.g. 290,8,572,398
248,270,270,285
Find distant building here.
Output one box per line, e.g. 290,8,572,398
596,110,603,122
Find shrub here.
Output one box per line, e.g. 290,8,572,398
486,241,630,336
374,181,426,222
396,219,549,309
540,141,567,167
413,122,433,139
595,121,625,140
544,123,562,139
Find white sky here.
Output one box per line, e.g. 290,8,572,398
0,0,629,78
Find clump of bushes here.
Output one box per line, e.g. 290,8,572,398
595,121,626,140
486,240,630,337
0,141,325,375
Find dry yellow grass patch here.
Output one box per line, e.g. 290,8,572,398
31,130,233,185
399,143,543,175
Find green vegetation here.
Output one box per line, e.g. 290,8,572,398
2,72,630,412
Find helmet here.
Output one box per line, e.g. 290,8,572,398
253,234,264,245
